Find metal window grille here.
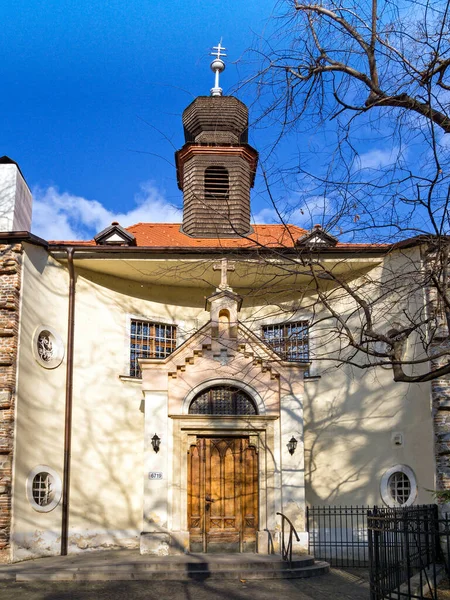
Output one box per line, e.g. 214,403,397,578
204,166,229,199
189,386,257,415
130,320,177,378
32,472,53,507
262,321,309,362
389,472,411,506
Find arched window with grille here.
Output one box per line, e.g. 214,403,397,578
204,166,229,200
189,385,257,415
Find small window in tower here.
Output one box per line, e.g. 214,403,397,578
204,166,229,199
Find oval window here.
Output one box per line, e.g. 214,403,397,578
32,472,54,506
26,465,62,513
380,465,417,507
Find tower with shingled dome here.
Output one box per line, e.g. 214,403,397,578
175,43,258,237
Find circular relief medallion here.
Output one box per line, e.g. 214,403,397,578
32,326,65,369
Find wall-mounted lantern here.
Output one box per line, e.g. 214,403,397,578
151,433,161,453
287,436,298,455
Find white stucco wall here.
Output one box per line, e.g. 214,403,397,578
12,245,69,559
10,243,436,560
240,246,436,508
12,247,209,559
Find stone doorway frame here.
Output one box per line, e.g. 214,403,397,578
169,415,279,554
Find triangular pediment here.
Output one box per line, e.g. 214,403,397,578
94,222,136,246
139,316,308,417
296,225,338,248
139,282,308,416
139,317,308,376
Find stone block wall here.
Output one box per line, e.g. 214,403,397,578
432,350,450,492
422,244,450,495
0,243,22,562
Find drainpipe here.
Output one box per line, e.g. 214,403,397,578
61,247,75,555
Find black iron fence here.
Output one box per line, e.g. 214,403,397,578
306,504,450,599
368,504,450,600
307,504,371,567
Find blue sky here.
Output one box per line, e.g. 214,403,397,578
1,0,289,240
2,0,412,242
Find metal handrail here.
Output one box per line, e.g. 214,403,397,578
277,512,300,568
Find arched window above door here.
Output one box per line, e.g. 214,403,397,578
188,385,257,415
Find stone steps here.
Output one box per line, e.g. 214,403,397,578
1,554,330,582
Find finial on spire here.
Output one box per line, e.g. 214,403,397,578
210,40,226,97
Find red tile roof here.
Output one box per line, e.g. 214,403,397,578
49,223,306,248
49,223,388,250
128,223,307,248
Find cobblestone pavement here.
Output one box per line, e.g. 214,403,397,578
0,568,370,600
425,577,450,598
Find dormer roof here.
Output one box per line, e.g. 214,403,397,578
94,221,137,246
296,224,338,248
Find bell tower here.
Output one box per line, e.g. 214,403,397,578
175,44,258,237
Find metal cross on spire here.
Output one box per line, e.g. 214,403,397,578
211,41,227,61
210,40,227,97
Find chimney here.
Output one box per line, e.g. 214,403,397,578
0,157,32,232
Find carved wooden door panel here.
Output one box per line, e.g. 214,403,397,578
188,437,258,553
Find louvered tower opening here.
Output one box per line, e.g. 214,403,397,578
204,166,229,200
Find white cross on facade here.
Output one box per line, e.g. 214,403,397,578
213,258,235,291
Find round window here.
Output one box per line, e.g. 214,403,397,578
26,465,62,512
32,472,54,507
380,465,417,507
388,471,411,505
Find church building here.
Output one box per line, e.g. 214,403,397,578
0,48,440,562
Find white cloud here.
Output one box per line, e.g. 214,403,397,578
357,147,400,170
252,207,278,224
32,181,182,241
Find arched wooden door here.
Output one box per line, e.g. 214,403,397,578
188,437,258,553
